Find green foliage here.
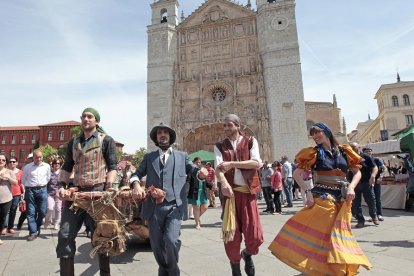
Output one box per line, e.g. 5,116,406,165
132,147,147,167
37,144,58,163
71,126,82,136
116,148,123,161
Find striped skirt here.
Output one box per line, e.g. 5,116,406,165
268,197,372,275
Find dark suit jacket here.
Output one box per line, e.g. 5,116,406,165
132,149,197,220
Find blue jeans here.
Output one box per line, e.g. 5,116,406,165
25,186,48,235
352,182,377,223
4,195,21,229
373,183,382,216
283,178,293,206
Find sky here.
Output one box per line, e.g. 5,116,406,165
1,0,414,153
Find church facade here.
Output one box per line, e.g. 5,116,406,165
147,0,307,161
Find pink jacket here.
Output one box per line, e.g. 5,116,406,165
271,171,283,191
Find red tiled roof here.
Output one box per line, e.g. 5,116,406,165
39,121,80,127
0,126,39,131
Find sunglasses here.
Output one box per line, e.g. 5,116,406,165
53,162,61,165
0,159,6,162
9,161,17,163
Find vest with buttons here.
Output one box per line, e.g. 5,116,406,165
72,133,107,187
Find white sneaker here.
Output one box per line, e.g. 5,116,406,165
0,239,4,245
54,224,60,230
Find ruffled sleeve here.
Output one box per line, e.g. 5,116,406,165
295,147,317,170
341,144,362,170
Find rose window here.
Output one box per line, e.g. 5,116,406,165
212,88,226,102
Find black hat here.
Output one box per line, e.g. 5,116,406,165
150,123,176,146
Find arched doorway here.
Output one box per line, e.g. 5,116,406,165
183,123,254,154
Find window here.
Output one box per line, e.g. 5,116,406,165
60,131,65,141
32,134,37,144
11,135,16,144
0,149,5,155
306,120,315,131
1,136,5,145
19,149,25,161
22,135,26,144
392,95,399,107
10,149,15,157
403,94,410,106
160,8,168,23
212,88,226,102
47,131,53,141
405,115,413,126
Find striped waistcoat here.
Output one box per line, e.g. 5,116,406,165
72,133,107,187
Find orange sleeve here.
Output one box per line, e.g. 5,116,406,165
341,144,362,170
295,147,317,170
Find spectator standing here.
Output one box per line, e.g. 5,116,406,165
16,153,33,230
205,162,217,208
260,161,274,213
22,150,51,241
281,156,293,207
187,157,210,229
0,155,18,245
44,156,63,230
363,148,385,221
2,157,24,235
350,143,379,228
270,162,283,214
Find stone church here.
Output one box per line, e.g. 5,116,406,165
147,0,307,161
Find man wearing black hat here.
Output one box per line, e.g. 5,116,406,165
131,123,207,276
56,107,117,276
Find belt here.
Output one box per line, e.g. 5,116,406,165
74,183,105,191
287,177,293,178
26,185,46,190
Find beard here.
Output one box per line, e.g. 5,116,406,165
157,141,170,150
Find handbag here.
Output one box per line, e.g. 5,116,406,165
339,180,349,199
19,200,26,212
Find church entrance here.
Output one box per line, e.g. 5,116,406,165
183,123,254,154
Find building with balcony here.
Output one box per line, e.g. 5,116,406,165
351,75,414,144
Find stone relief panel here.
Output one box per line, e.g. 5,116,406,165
236,78,251,95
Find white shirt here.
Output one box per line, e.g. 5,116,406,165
214,136,262,186
130,147,173,184
22,162,51,187
281,161,292,179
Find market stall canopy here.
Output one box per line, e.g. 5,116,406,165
364,140,401,155
394,124,414,157
189,150,215,164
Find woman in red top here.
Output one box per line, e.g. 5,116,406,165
270,162,283,214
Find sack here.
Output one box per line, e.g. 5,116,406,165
19,200,26,212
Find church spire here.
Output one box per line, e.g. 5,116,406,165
397,72,401,82
246,0,251,8
180,10,185,22
333,93,337,108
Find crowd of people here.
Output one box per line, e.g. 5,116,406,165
2,107,410,276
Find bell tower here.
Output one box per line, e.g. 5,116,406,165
147,0,179,149
256,0,307,160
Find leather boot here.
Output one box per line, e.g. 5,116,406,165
230,263,242,276
60,258,74,276
98,254,111,276
241,249,255,276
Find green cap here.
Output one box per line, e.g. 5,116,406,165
82,107,100,122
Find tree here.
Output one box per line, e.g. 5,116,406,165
132,147,147,167
37,144,58,163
